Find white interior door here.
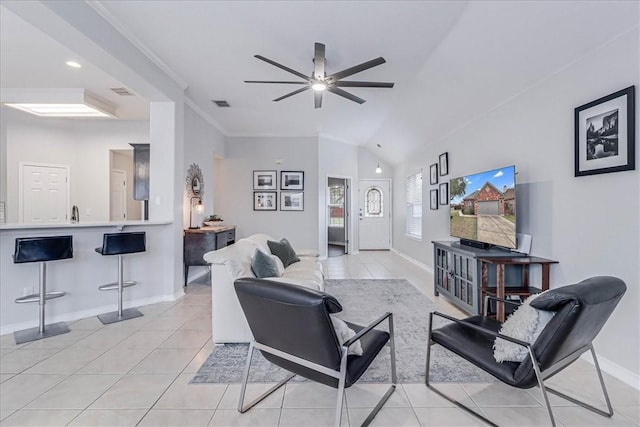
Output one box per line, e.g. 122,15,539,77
358,179,391,250
20,163,69,223
110,169,127,221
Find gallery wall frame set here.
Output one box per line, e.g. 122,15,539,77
574,86,635,177
253,170,305,211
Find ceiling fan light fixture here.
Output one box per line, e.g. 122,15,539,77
311,82,327,92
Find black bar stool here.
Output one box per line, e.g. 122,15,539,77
13,235,73,344
96,232,146,324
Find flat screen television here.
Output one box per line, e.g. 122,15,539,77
449,165,516,249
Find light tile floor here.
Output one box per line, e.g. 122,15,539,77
1,250,638,426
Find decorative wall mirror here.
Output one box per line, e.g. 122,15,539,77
186,163,204,198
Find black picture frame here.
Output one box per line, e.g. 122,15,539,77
429,163,438,185
280,191,304,211
439,152,449,176
430,189,438,210
439,182,449,205
281,171,304,190
575,86,635,177
253,170,277,190
253,191,277,211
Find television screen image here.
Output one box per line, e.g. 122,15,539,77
449,165,516,248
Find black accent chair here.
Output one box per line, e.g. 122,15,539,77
95,232,146,324
425,276,626,427
234,278,397,427
13,235,73,344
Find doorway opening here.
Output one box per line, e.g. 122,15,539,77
327,177,349,257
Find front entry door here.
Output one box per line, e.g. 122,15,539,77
358,180,391,250
20,163,69,224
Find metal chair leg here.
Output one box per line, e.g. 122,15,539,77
529,347,557,427
424,313,497,427
545,344,614,418
238,342,294,413
360,314,397,427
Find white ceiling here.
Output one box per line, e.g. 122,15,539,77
0,6,149,120
2,1,638,164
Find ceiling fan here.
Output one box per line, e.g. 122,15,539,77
245,42,394,108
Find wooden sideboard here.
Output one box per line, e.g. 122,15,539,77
184,225,235,285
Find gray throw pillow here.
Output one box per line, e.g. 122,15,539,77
251,249,280,278
267,238,300,268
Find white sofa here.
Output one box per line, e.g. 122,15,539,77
203,233,323,343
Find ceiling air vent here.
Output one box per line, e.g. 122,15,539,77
212,100,230,108
110,87,135,96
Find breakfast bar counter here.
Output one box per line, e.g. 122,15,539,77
0,220,183,335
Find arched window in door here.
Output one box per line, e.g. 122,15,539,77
365,187,383,217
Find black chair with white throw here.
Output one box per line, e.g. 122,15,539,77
425,276,626,427
234,277,397,427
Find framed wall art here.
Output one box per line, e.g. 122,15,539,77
281,171,304,190
253,191,277,211
430,189,438,210
575,86,635,177
439,152,449,176
280,191,304,211
439,182,449,205
253,170,277,190
429,163,438,185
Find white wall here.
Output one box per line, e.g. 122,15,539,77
319,136,359,257
2,108,149,223
183,104,225,230
218,136,318,249
393,27,640,382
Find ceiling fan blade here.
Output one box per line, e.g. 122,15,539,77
244,80,307,84
327,57,386,81
334,81,394,88
314,91,323,109
327,87,366,104
313,43,326,80
254,55,311,82
273,86,310,102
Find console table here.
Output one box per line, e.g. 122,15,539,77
184,225,235,285
478,256,558,321
432,241,526,315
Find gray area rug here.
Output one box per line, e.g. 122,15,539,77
192,279,494,384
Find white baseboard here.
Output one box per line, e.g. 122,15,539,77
391,248,434,274
0,290,184,335
581,352,640,391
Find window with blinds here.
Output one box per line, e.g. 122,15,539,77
406,172,423,238
328,186,345,227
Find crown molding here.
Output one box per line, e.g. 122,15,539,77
87,1,189,91
184,96,228,135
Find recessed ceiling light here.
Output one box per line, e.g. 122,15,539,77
66,61,82,68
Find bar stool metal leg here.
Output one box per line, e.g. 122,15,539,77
14,262,70,345
98,254,143,325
